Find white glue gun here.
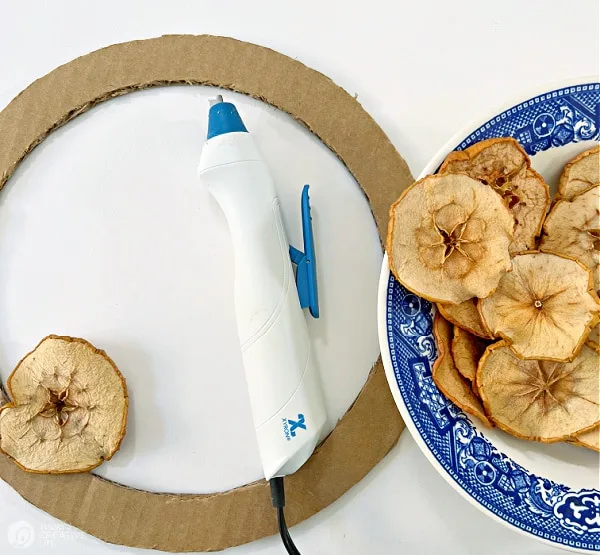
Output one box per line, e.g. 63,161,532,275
198,97,326,481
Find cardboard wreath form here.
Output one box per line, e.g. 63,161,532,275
0,35,412,552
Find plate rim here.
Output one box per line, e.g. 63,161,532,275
377,78,600,553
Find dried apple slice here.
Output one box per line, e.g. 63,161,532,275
571,426,600,452
540,185,599,290
588,322,600,349
0,336,128,474
432,314,492,427
451,326,489,382
558,146,600,201
437,299,493,339
471,377,482,400
388,173,514,304
477,342,600,442
440,137,550,253
479,252,600,361
0,383,8,407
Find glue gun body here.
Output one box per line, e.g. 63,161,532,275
198,101,326,480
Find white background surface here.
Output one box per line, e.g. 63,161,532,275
0,1,598,554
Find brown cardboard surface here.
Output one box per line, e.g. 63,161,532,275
0,35,413,551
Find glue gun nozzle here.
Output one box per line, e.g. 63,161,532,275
209,94,224,107
206,96,248,139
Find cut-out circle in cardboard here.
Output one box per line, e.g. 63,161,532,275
0,35,411,552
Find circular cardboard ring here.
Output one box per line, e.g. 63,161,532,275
0,35,411,552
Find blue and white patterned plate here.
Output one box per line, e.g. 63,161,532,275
378,81,600,553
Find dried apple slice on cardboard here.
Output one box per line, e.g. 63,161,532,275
558,146,600,201
431,314,492,427
451,326,489,382
437,299,493,339
388,173,513,304
0,336,128,474
479,252,600,361
440,137,550,254
477,342,600,442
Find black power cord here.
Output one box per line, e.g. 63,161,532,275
270,477,301,555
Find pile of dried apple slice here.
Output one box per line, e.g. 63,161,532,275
388,140,600,450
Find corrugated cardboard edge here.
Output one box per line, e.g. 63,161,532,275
0,35,412,552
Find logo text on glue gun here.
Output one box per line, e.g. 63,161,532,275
282,414,306,441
